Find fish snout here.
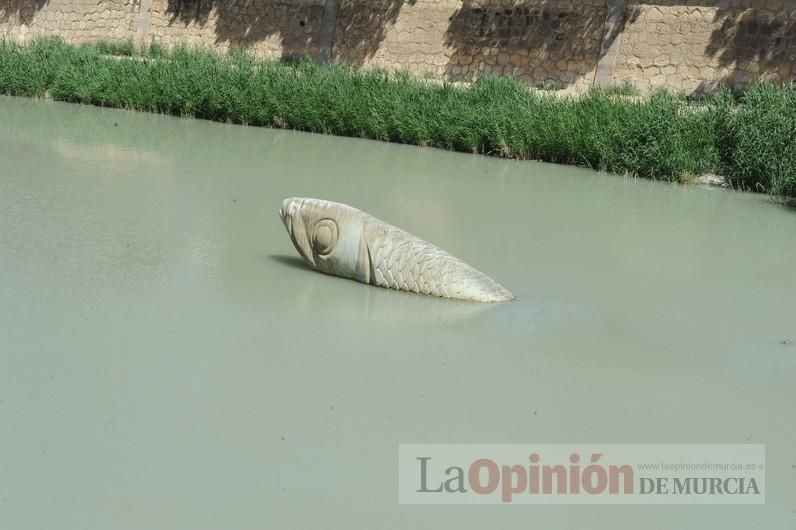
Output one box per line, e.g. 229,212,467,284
279,197,316,268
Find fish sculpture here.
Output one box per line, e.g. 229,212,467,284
279,197,514,303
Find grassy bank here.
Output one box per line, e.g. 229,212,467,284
1,38,794,197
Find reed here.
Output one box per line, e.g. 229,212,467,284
1,38,792,197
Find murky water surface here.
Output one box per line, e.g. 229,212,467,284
1,96,794,529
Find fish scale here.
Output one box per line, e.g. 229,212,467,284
363,221,513,303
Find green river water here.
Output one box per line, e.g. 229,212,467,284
0,96,794,529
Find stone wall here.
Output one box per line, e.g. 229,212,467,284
331,0,606,90
614,1,796,93
0,0,138,43
1,0,794,93
145,0,329,59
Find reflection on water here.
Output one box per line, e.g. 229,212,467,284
268,253,497,325
0,95,794,530
55,139,165,168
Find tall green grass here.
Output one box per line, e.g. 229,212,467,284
713,83,796,196
1,38,794,197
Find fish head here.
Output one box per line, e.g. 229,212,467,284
279,197,370,281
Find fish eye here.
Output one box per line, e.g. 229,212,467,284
312,219,338,256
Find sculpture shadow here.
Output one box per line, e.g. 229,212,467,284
164,0,415,62
268,254,310,271
442,1,639,88
0,0,49,25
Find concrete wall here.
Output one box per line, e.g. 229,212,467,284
1,0,794,93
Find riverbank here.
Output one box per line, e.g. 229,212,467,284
1,38,794,197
